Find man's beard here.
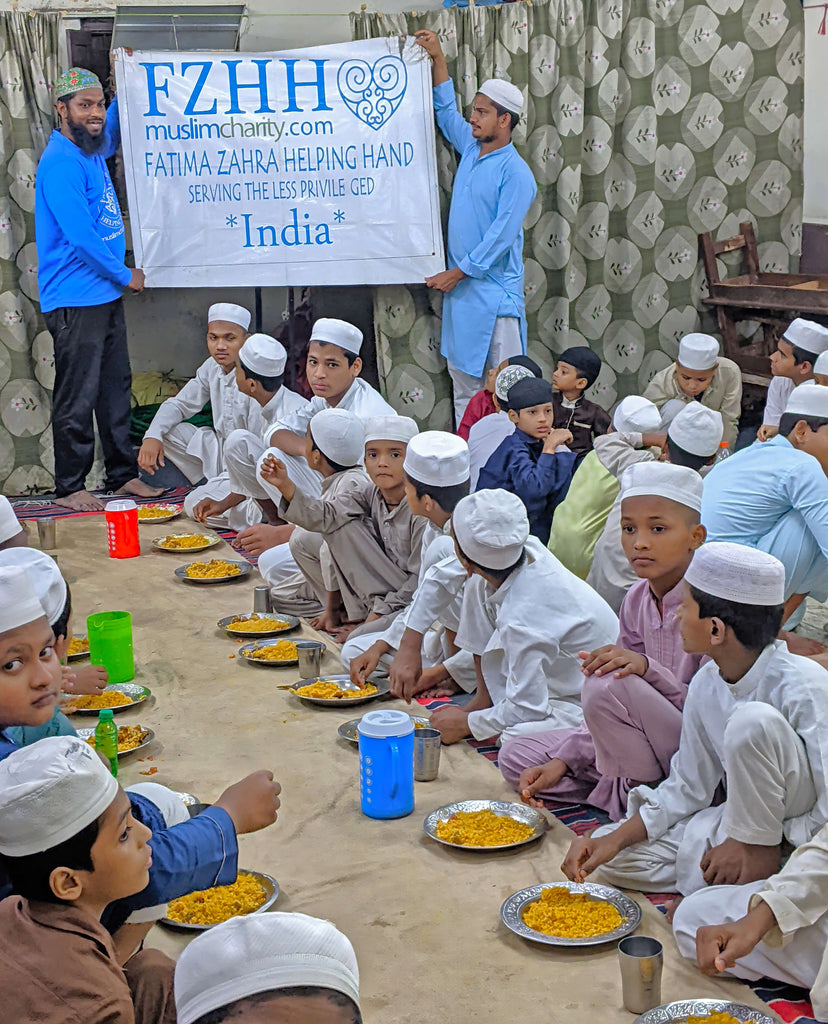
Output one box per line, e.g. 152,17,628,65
65,113,107,155
476,132,496,144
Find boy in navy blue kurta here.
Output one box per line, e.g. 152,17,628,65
477,377,576,543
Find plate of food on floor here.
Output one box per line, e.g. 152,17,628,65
633,999,777,1023
338,712,430,743
136,503,181,524
76,724,155,758
239,639,299,667
217,612,300,638
152,533,221,553
423,799,549,852
285,674,390,706
161,869,279,930
62,682,152,714
500,879,642,947
66,635,89,661
174,559,253,583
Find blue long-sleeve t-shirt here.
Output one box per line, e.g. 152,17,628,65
35,97,131,312
477,428,577,544
0,730,239,930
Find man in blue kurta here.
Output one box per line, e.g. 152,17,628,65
35,66,161,512
415,31,537,424
701,382,828,628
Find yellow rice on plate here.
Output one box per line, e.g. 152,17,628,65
687,1016,756,1024
65,691,134,711
67,636,89,656
245,640,298,661
227,615,292,632
86,725,149,753
166,872,267,926
137,505,178,520
435,808,535,847
158,534,211,549
521,887,624,938
294,680,378,699
185,559,241,579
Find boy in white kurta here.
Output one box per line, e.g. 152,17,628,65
192,333,308,533
342,431,476,695
430,489,618,747
673,822,828,1021
563,542,828,897
138,303,260,523
758,318,828,441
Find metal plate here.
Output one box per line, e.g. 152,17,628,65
65,683,152,715
76,725,155,759
174,560,253,584
66,636,89,662
173,791,199,807
160,870,280,931
137,505,181,524
338,713,430,744
239,639,299,668
288,673,391,706
500,880,642,947
635,999,778,1023
424,799,549,852
153,533,220,553
218,613,300,638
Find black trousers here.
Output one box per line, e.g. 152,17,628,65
44,298,138,497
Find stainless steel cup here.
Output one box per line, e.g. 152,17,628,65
296,640,325,677
38,518,57,550
253,585,272,615
413,726,441,781
618,935,663,1014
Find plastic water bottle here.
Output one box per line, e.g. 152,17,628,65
714,441,730,464
105,499,140,559
357,710,414,819
94,708,118,776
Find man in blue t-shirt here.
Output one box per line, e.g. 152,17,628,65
35,66,162,511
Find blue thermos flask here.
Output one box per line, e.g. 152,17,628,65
358,710,415,819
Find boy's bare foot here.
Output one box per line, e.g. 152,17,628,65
664,896,683,924
329,621,362,643
54,490,104,511
116,477,164,499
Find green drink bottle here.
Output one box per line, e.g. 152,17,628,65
94,708,118,777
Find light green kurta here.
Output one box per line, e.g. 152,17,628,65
547,447,620,579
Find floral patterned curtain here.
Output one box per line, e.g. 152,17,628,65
352,0,804,429
0,13,60,495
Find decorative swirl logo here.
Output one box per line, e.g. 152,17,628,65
337,56,408,131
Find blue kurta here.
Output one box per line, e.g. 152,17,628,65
433,80,537,377
0,731,238,928
476,428,577,544
701,435,828,601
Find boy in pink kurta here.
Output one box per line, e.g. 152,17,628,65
499,461,706,819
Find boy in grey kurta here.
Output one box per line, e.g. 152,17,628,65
261,415,427,643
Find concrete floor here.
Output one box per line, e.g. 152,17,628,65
40,516,778,1024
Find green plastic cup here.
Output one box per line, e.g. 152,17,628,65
87,611,134,684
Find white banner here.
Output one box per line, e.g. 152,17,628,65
804,8,828,225
115,39,445,287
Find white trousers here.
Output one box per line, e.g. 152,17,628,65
225,428,269,501
256,446,323,502
258,542,299,588
160,423,223,484
124,783,190,924
448,316,523,425
339,623,476,688
673,882,826,1016
591,703,817,895
183,473,262,533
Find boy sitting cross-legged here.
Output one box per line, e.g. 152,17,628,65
563,542,828,897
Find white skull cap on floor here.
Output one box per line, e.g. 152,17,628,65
684,541,786,606
174,912,360,1024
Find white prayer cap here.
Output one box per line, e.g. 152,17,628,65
667,403,723,457
495,364,534,402
0,736,119,856
783,317,828,357
404,431,470,487
239,333,287,378
684,541,786,606
784,381,828,419
815,351,828,376
207,303,251,330
364,415,418,445
0,565,48,634
308,408,364,467
677,333,720,371
453,489,529,570
612,395,661,435
620,461,703,513
0,496,21,543
0,549,67,624
175,912,360,1024
310,318,363,355
478,78,524,115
